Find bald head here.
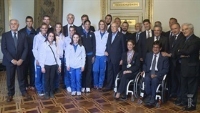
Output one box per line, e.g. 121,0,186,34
10,19,19,32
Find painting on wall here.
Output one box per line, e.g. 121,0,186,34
34,0,63,29
0,0,5,36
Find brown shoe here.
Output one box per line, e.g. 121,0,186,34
6,96,13,102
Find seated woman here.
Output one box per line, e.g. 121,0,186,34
115,40,140,100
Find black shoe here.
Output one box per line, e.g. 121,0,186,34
144,95,151,104
6,96,13,102
22,92,31,98
183,106,196,111
102,88,112,92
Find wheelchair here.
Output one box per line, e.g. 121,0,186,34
113,71,141,101
134,73,169,107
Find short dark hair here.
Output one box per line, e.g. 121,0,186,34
54,22,63,36
122,21,129,26
81,14,89,20
70,33,82,46
105,14,112,21
25,16,33,22
43,15,50,19
84,20,91,25
127,39,135,45
40,23,48,28
171,23,180,28
69,26,77,32
153,41,162,48
170,18,177,23
154,25,162,31
143,19,151,24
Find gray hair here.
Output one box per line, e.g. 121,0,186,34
181,23,194,31
67,13,75,19
9,19,19,25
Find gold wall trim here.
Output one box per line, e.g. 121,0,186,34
0,0,5,35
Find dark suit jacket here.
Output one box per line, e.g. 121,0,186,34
164,30,171,38
132,32,141,52
138,30,154,60
123,32,133,51
77,25,95,34
143,52,169,79
63,24,78,37
19,27,36,57
122,52,140,75
106,32,126,64
107,25,111,33
142,35,169,57
178,34,200,77
1,31,28,66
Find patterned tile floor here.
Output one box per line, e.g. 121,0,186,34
0,71,199,113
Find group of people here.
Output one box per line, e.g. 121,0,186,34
1,13,200,111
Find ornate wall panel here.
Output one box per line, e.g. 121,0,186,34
34,0,63,28
101,0,153,32
0,0,5,36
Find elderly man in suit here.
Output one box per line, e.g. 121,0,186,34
142,41,169,106
162,23,185,98
103,22,126,92
175,23,200,111
1,19,29,102
63,13,77,37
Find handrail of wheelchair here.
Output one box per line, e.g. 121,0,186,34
162,74,167,81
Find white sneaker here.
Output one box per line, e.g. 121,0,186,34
38,93,44,96
81,88,85,92
67,87,71,93
71,91,76,96
77,92,81,96
86,88,90,93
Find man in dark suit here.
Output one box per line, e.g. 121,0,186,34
164,18,178,38
132,23,142,52
154,21,165,36
146,25,169,53
77,14,95,33
114,17,122,32
138,19,154,63
105,14,112,33
1,19,29,102
162,23,185,98
19,16,36,90
36,15,54,34
63,13,77,37
142,41,169,106
121,21,132,48
175,23,199,111
103,22,126,92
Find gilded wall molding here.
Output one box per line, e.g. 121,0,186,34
0,0,5,36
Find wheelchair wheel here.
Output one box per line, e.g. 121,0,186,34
161,77,169,103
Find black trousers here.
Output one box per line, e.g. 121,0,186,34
117,72,137,95
6,64,26,96
169,60,181,96
105,60,120,89
44,65,57,93
82,55,93,88
180,76,198,106
24,56,35,87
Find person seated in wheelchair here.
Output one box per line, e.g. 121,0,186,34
115,40,140,100
142,41,169,106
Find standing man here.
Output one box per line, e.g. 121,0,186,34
132,23,142,52
77,14,95,33
176,23,199,111
1,19,29,102
103,22,126,92
36,15,54,34
121,21,132,45
105,14,112,33
164,18,178,38
19,16,36,90
63,13,77,37
114,17,122,32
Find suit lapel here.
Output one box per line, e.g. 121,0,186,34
112,32,119,44
9,31,16,49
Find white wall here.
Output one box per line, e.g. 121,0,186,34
4,0,34,32
153,0,200,37
62,0,101,29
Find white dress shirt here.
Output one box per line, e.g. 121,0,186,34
154,36,160,41
56,33,66,58
150,53,160,71
39,41,61,68
94,30,108,56
146,29,153,38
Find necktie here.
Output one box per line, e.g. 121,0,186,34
172,35,176,47
13,32,18,48
151,54,157,75
156,36,159,41
147,31,150,38
136,33,139,42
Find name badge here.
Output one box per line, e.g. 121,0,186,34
127,64,131,68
